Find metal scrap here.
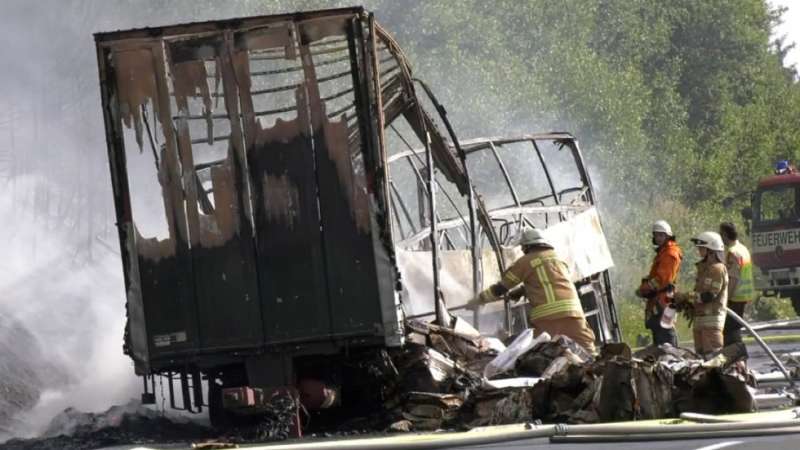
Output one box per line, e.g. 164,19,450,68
379,323,759,432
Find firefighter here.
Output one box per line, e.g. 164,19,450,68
673,231,729,357
719,222,755,347
636,220,682,347
466,228,596,354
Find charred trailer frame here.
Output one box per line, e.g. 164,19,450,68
95,6,619,426
393,133,621,342
96,8,405,421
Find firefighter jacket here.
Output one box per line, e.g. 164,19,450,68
479,248,584,322
640,240,683,321
725,240,755,303
676,258,729,330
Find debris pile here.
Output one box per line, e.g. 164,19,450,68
0,400,214,450
387,392,463,432
1,322,759,448
381,319,757,432
236,390,300,441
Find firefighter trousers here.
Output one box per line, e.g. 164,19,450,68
693,327,724,356
532,316,597,355
650,325,678,347
723,301,748,349
645,303,677,347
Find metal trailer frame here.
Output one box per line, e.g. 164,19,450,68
389,133,621,343
95,6,619,417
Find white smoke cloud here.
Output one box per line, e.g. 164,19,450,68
0,175,140,439
0,1,302,439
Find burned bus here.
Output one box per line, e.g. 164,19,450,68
95,7,619,427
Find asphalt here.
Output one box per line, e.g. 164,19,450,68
454,434,800,450
96,430,800,450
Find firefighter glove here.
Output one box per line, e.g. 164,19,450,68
635,287,656,299
700,291,714,303
674,291,697,305
681,304,696,326
465,295,483,311
507,285,525,301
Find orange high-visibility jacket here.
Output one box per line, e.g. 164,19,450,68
641,240,683,318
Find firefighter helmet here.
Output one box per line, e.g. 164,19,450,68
652,220,673,237
691,231,725,252
517,228,553,248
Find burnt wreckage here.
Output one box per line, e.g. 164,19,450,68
95,7,621,429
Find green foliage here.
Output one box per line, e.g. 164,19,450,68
748,296,796,322
329,0,800,339
617,298,648,346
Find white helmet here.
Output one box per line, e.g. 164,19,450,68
691,231,725,252
652,220,673,237
517,228,553,248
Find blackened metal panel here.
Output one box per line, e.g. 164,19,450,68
96,43,150,372
298,16,384,338
165,35,264,351
233,24,333,343
93,7,366,44
364,14,403,346
100,10,404,359
104,42,199,361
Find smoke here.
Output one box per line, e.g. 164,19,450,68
0,175,138,440
0,0,297,439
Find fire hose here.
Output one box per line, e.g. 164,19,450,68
219,418,800,448
726,307,797,390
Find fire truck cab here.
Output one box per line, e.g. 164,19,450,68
745,165,800,315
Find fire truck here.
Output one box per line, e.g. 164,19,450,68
740,161,800,315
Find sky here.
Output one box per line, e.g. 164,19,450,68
772,0,800,69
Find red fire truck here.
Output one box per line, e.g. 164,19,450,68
742,161,800,315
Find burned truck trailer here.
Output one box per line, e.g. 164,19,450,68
95,7,619,425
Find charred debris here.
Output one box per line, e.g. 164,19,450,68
0,326,760,450
0,401,214,450
374,319,757,432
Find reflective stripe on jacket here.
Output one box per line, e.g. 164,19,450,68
499,248,584,321
725,241,755,303
641,240,682,319
692,259,729,330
